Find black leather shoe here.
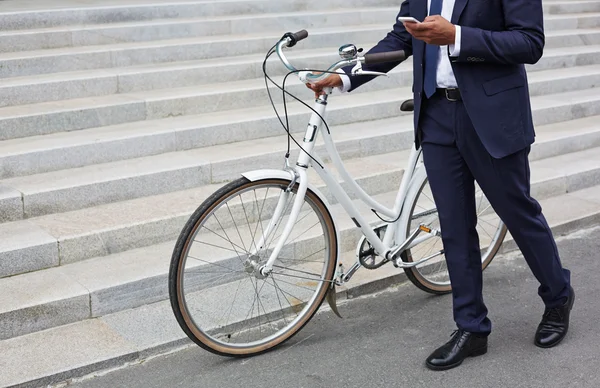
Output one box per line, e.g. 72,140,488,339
425,330,488,371
535,286,575,348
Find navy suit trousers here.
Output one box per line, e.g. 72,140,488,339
419,94,571,335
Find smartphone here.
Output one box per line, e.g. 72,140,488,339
398,17,421,24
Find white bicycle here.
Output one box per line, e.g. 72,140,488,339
169,30,507,357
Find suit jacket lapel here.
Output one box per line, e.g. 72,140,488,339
451,0,469,24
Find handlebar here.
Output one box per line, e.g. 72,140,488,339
275,30,406,84
364,50,406,65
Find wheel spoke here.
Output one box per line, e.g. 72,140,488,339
252,189,269,255
287,221,321,246
200,224,249,255
269,277,308,306
270,274,324,291
277,247,326,264
221,277,248,333
270,277,289,326
477,204,493,217
187,255,243,273
226,202,249,254
272,265,323,279
193,239,240,254
239,194,260,254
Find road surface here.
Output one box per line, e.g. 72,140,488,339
68,227,600,388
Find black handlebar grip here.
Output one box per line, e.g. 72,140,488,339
285,30,309,47
364,50,407,65
292,30,309,42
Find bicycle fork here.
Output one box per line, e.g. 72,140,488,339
247,168,309,277
246,93,329,276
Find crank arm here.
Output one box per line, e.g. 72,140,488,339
341,261,362,283
387,224,429,260
394,249,445,269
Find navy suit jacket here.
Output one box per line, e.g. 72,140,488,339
343,0,545,158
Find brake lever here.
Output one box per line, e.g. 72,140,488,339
351,61,387,77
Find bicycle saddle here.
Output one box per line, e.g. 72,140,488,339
401,99,414,112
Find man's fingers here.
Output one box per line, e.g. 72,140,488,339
405,22,430,31
423,15,442,23
305,75,342,96
407,29,429,39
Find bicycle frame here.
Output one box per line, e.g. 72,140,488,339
243,34,441,279
253,92,436,278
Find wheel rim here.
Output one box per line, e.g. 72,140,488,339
406,178,505,290
175,181,335,352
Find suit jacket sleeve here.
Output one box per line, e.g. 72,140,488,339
452,0,545,65
342,1,413,92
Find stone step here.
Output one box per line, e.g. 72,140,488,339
1,27,599,106
2,115,600,278
4,139,600,340
2,180,600,388
0,16,397,79
545,0,600,14
0,31,380,106
1,11,597,77
2,63,599,180
528,44,600,72
0,7,395,56
0,151,418,340
2,84,600,221
545,12,600,30
1,9,598,54
0,0,401,31
1,44,599,142
0,0,597,32
0,110,415,221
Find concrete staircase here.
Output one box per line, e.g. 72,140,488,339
2,0,600,386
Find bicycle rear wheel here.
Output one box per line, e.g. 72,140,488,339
400,169,507,294
169,177,338,357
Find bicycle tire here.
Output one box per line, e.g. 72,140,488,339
169,177,338,357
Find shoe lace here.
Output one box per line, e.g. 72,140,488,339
543,307,563,322
450,329,464,339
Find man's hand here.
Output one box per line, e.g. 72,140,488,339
306,74,343,99
404,16,456,46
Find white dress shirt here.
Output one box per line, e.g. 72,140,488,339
338,0,461,92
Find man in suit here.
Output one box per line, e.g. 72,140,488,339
308,0,574,370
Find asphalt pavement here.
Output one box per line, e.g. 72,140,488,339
66,227,600,388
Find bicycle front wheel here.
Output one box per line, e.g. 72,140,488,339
169,177,338,357
400,169,507,294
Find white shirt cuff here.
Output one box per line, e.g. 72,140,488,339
336,68,352,93
449,25,461,56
